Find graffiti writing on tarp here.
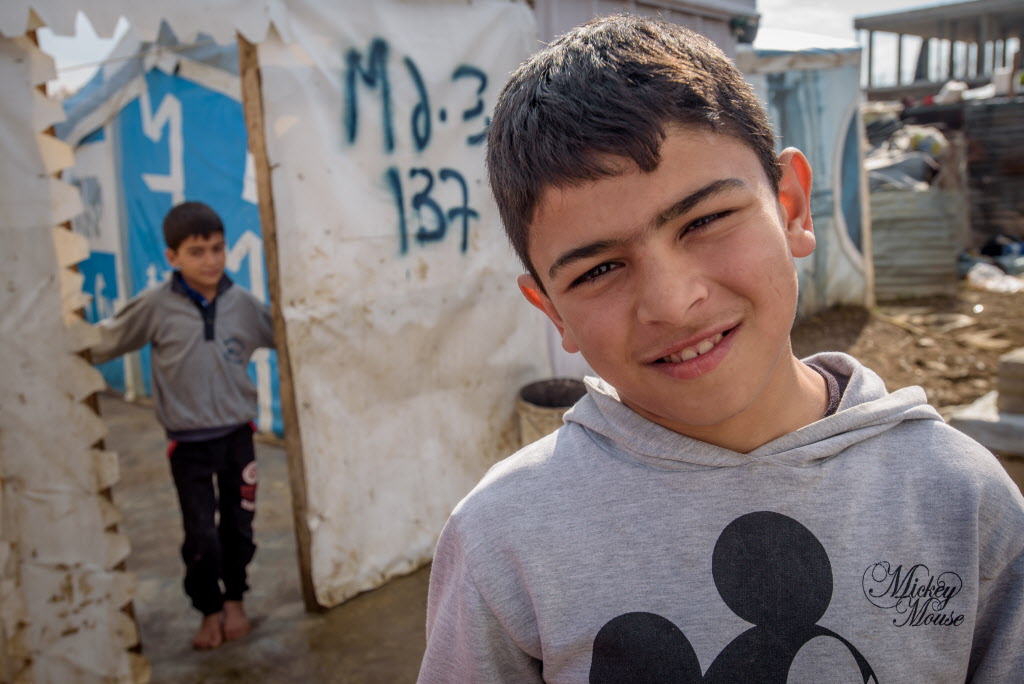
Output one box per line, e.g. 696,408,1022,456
344,38,486,255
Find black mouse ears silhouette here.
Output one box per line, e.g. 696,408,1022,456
712,511,833,627
591,512,877,684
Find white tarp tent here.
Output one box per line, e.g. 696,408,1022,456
0,32,145,684
254,1,546,605
2,1,550,680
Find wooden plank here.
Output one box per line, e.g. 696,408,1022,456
237,34,321,612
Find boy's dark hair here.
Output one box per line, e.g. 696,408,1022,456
486,14,781,286
163,201,224,251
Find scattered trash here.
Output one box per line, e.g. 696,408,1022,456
915,313,976,334
998,256,1024,277
933,80,968,105
956,328,1014,352
887,312,975,334
966,262,1024,294
980,234,1023,258
962,83,998,100
864,118,952,192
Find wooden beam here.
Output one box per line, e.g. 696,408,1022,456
236,33,322,612
978,15,989,75
946,22,955,79
867,30,875,89
896,33,903,85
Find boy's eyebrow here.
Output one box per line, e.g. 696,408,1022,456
547,177,747,282
655,177,746,227
548,240,622,281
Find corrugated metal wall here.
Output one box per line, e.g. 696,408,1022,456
965,97,1024,247
871,188,964,301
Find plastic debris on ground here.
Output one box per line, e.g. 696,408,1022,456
965,262,1024,294
863,110,950,192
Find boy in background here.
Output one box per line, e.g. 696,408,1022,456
92,201,274,649
419,16,1024,682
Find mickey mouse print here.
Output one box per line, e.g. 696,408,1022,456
590,512,877,684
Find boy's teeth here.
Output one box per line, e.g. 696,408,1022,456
661,332,724,363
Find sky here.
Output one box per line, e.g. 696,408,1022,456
36,1,960,96
758,0,929,42
36,12,129,96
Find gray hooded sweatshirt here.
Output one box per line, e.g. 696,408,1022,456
91,274,274,439
419,353,1024,683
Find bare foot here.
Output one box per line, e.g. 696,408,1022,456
193,612,224,650
222,600,251,641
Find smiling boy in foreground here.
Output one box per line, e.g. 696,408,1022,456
417,15,1024,683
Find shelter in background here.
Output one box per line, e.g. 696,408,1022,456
56,25,282,435
737,29,874,316
855,0,1023,101
532,0,758,56
899,96,1024,249
856,0,1024,250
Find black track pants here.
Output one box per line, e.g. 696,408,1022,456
168,424,258,615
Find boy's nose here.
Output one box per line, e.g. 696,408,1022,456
634,257,709,326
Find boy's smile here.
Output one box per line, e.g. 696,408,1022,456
167,233,227,301
519,127,824,451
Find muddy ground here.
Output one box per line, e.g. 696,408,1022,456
792,285,1023,416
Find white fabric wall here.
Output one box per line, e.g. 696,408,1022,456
256,1,549,605
0,35,145,683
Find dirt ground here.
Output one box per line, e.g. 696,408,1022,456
101,396,428,683
792,285,1024,416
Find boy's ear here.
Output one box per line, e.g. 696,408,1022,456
777,147,815,259
165,247,179,268
517,274,580,354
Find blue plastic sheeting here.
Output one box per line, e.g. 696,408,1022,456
60,34,283,436
115,67,282,435
79,250,127,391
56,25,238,143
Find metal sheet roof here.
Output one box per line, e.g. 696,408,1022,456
854,0,1024,41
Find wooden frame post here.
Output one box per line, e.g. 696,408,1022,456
237,33,321,612
866,30,875,89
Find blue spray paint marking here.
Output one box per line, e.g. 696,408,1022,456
385,167,408,255
405,57,432,152
386,167,478,254
345,38,394,153
410,167,446,243
452,65,488,145
345,39,488,255
440,168,479,253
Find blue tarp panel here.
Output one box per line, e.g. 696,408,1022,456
62,32,284,436
115,67,283,435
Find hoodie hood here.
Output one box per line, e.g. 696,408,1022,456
563,352,944,471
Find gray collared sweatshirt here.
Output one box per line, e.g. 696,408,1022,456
91,274,274,440
419,353,1024,683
